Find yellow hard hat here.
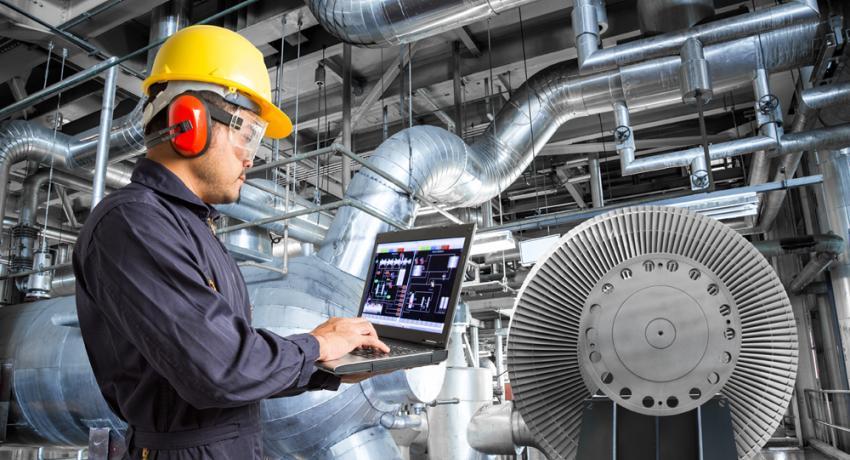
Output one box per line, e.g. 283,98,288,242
143,25,292,139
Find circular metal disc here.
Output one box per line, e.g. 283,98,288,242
579,255,742,416
507,206,797,460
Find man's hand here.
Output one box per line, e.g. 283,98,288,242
310,317,390,362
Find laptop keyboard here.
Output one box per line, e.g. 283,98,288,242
350,343,427,358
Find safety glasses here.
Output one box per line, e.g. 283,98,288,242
208,105,268,163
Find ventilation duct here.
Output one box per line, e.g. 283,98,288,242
637,0,715,35
507,206,797,459
319,20,820,279
0,3,823,458
307,0,544,47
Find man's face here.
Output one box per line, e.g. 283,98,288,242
193,118,256,204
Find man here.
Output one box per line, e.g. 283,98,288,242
73,25,388,459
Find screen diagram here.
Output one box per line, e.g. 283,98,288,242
362,237,465,333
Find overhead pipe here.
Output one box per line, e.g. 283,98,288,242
759,76,850,231
752,234,846,294
91,64,118,209
307,0,541,47
0,0,255,120
752,234,846,258
318,21,820,278
613,87,850,192
748,65,783,187
572,0,818,74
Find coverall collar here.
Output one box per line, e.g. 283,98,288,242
131,158,221,220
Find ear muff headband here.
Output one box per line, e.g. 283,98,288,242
168,93,212,158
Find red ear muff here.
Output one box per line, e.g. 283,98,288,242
168,93,212,158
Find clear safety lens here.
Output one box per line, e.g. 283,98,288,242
228,108,268,163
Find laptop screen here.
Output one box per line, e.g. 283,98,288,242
361,236,467,334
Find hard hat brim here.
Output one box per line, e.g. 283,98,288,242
259,99,293,139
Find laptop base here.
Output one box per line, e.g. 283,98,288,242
317,348,449,376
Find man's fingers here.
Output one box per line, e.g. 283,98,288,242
363,335,390,353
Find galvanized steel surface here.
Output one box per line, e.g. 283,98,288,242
637,0,714,35
307,0,537,47
319,22,819,279
507,206,798,460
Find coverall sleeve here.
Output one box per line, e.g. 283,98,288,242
81,202,334,409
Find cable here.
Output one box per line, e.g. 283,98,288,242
517,7,549,221
40,47,68,251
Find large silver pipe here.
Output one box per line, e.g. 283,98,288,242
91,64,118,209
319,22,820,278
146,0,192,72
573,0,818,73
759,75,850,231
637,0,713,35
818,148,850,391
307,0,537,47
18,170,99,228
214,184,329,246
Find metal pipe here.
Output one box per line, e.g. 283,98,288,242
817,149,850,392
453,42,463,137
480,175,822,234
0,263,72,280
91,64,118,209
615,122,850,181
589,154,604,207
0,1,145,80
466,401,538,454
341,44,352,191
0,56,119,121
236,261,287,276
307,0,538,47
752,234,846,258
810,438,850,460
318,22,820,278
493,317,506,392
19,170,96,228
790,252,838,294
0,0,257,120
147,0,192,72
379,413,422,430
572,0,819,74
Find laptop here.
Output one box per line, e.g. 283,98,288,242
317,223,476,375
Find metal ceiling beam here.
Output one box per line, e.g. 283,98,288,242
455,26,482,57
414,88,455,131
330,43,419,145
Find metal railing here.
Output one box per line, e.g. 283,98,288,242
221,143,468,235
249,143,464,225
805,389,850,450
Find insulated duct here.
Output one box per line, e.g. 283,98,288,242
637,0,714,35
319,20,820,279
306,0,543,47
572,0,818,73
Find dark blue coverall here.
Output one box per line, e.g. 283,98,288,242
74,158,340,459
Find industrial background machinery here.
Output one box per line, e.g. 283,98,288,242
0,0,848,459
